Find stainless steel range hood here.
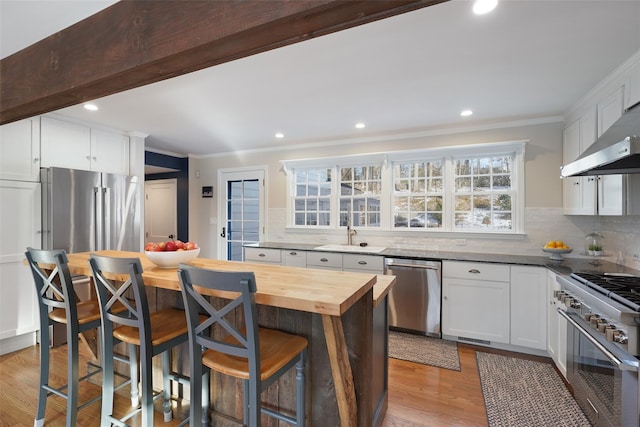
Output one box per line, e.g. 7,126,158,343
560,102,640,177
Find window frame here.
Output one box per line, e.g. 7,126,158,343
282,140,526,234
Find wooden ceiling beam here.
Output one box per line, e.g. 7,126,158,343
0,0,445,125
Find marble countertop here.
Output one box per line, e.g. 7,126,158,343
246,242,640,277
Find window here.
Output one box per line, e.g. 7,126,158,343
392,160,443,229
282,140,525,234
453,155,514,230
293,168,332,226
339,166,382,227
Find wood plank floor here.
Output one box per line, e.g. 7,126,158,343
0,341,547,426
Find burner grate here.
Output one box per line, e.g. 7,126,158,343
570,272,640,312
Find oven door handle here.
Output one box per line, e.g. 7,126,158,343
558,309,639,372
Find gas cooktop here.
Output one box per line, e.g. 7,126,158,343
570,272,640,312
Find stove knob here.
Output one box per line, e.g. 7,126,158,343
570,300,582,309
597,319,609,333
613,331,628,345
556,291,565,301
589,314,600,327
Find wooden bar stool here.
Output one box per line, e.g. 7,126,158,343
177,264,308,427
89,254,209,427
25,247,105,427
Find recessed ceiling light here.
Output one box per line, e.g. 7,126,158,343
461,109,473,117
275,132,284,139
473,0,498,15
83,103,98,111
355,123,365,129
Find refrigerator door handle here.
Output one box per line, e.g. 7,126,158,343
94,187,103,251
104,187,111,250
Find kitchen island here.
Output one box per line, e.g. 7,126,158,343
64,250,394,427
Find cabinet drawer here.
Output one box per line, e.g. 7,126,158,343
343,254,383,272
244,247,281,263
443,261,509,282
306,252,343,269
282,250,307,267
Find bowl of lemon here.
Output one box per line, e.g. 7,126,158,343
542,240,572,261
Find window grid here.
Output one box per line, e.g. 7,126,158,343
453,156,513,230
293,168,332,226
392,160,444,229
339,166,382,228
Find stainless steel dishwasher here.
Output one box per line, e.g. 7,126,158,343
384,258,442,337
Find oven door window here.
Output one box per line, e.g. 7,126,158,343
573,330,622,425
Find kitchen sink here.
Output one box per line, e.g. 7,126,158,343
313,244,387,254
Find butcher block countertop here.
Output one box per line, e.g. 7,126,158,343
64,250,387,316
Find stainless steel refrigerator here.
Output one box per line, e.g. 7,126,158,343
40,167,141,345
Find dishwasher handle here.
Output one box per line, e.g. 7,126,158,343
386,262,440,271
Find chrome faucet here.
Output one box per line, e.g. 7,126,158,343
347,224,357,246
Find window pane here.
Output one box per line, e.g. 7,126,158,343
474,196,491,211
295,199,305,210
456,160,471,175
493,212,512,229
473,176,491,192
318,212,331,226
395,180,409,192
295,213,305,225
296,184,306,197
493,175,511,189
426,196,442,211
455,177,471,192
319,183,331,195
455,212,472,228
394,213,408,227
493,194,510,211
455,195,471,211
307,212,317,225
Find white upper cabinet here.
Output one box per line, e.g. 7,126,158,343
0,117,41,182
624,53,640,109
562,49,640,216
41,116,129,175
90,128,130,175
596,86,626,216
562,108,596,215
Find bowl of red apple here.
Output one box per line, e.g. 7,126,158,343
144,240,200,268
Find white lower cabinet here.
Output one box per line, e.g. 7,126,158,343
282,250,307,267
244,247,281,265
306,251,343,271
0,180,41,355
510,266,547,350
443,261,547,353
547,270,567,378
442,261,510,344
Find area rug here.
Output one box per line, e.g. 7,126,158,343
476,352,591,427
388,331,460,371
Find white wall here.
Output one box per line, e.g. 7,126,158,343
189,120,640,268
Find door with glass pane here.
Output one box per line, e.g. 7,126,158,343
218,169,265,261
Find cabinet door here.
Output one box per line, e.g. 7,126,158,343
282,250,307,267
90,129,129,175
0,117,40,182
244,247,281,265
547,271,559,362
596,86,626,215
625,56,640,109
510,266,546,350
40,116,91,170
0,181,41,348
442,277,510,344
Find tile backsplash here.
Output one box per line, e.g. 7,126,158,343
266,207,640,269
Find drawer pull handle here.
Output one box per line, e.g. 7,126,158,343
468,269,480,274
320,258,328,262
358,261,367,265
290,252,297,255
259,253,266,257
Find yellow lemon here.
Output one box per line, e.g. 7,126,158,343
555,241,564,248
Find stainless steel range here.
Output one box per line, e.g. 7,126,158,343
557,272,640,427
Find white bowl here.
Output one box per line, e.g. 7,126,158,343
145,248,200,268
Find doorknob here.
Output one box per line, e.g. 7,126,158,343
220,227,226,238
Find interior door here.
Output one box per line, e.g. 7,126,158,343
218,168,265,261
144,179,177,244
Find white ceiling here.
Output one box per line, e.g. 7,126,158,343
2,0,640,157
